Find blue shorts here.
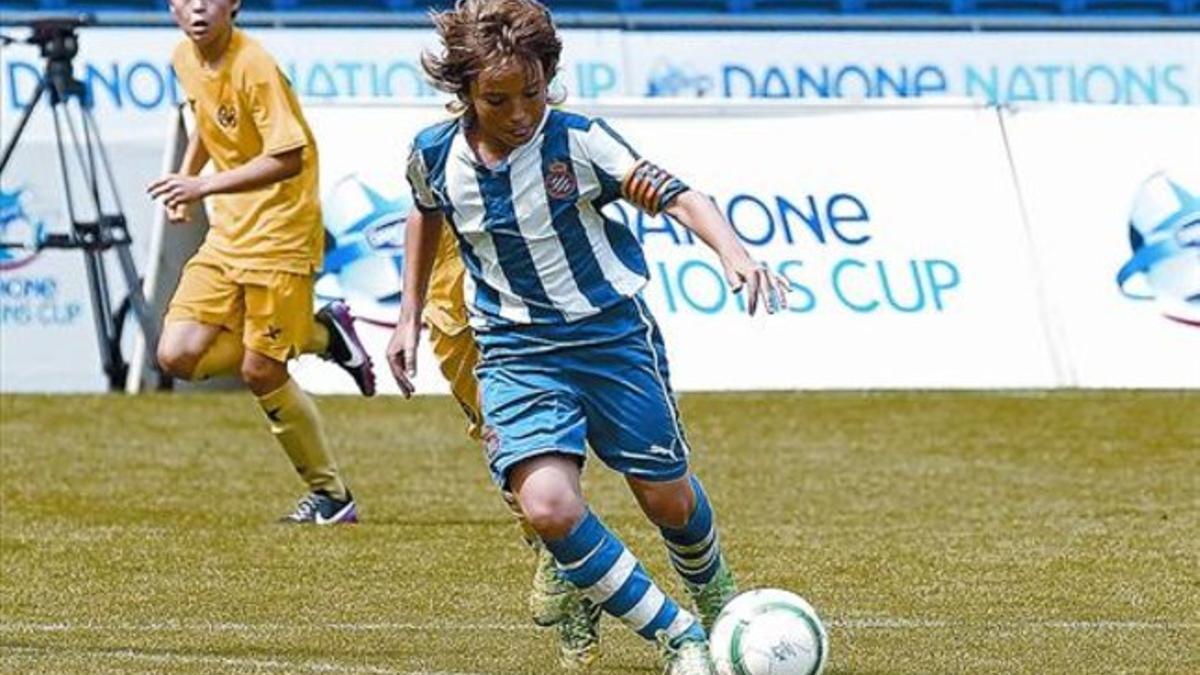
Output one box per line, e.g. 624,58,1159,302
475,297,691,488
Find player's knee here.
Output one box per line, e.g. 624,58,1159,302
638,486,694,530
520,489,585,541
239,354,287,392
156,342,199,380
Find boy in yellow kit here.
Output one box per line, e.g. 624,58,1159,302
149,0,373,524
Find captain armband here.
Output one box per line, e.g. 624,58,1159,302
621,159,688,217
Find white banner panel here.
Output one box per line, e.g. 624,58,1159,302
9,99,1196,391
628,32,1200,105
595,104,1057,390
0,135,163,393
288,101,1058,393
1003,105,1200,388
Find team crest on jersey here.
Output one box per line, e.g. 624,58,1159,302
544,161,577,200
216,103,237,129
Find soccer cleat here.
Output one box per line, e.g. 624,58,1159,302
531,542,574,626
280,489,358,525
557,593,602,670
657,630,717,675
315,300,376,397
684,560,738,634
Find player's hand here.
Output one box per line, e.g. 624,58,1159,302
147,174,208,215
722,254,790,316
386,317,421,398
165,202,190,224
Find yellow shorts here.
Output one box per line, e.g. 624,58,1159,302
165,248,314,363
428,323,482,441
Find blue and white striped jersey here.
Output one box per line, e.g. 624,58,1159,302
406,109,688,329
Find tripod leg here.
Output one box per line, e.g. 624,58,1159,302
115,242,163,379
80,247,124,389
0,77,47,174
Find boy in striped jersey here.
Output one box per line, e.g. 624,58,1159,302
388,1,789,672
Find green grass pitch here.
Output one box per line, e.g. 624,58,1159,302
2,390,1197,674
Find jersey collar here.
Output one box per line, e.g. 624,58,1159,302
457,107,551,171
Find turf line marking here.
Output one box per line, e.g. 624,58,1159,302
1,618,1196,633
829,618,1200,630
0,645,483,675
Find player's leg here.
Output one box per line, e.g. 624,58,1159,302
243,273,355,525
427,323,579,631
573,299,731,672
627,473,736,634
611,297,736,632
483,353,708,675
427,324,486,441
156,253,243,381
509,455,709,674
157,320,239,380
310,300,376,397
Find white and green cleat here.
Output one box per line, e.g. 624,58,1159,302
657,632,717,675
557,593,602,670
531,542,574,626
684,560,738,633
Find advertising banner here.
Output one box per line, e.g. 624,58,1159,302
286,101,1059,393
5,97,1196,391
629,32,1200,106
4,27,1193,145
1003,105,1200,387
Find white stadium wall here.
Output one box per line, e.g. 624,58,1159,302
0,26,1196,392
1001,105,1200,388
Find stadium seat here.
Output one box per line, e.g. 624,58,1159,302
853,0,962,13
272,0,396,9
967,0,1079,12
538,0,623,10
1079,0,1187,12
34,0,158,9
622,0,739,11
744,0,845,12
237,0,275,10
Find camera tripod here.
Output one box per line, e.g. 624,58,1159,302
0,17,161,390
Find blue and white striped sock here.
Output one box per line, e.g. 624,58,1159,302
545,509,704,644
660,476,722,585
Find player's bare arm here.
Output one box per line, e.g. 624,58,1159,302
147,129,209,223
387,207,445,397
664,189,790,315
178,128,211,177
147,145,302,214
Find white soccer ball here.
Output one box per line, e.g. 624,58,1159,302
709,588,829,675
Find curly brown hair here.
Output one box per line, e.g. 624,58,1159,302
421,0,563,114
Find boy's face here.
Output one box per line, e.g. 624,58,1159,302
469,58,547,151
169,0,238,48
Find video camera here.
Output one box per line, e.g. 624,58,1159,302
26,15,92,62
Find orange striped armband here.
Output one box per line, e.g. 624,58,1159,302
620,159,685,216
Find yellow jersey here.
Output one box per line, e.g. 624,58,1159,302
172,29,322,274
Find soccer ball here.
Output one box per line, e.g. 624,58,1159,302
709,588,829,675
